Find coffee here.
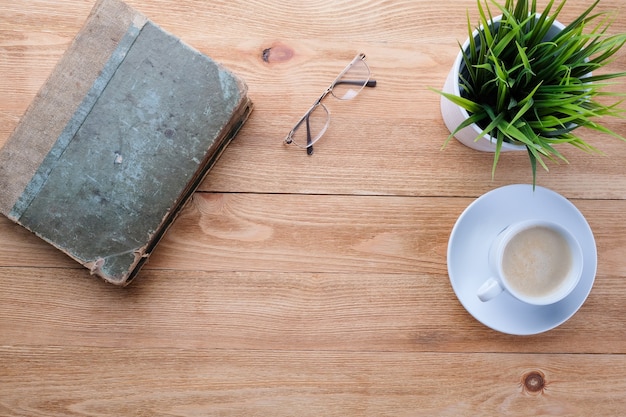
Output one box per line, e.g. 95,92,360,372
501,225,573,299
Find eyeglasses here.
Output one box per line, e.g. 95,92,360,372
284,53,376,155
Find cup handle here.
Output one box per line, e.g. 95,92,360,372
477,278,504,302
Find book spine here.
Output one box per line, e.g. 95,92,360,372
9,22,145,220
0,0,147,219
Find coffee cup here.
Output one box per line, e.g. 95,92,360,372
477,219,583,305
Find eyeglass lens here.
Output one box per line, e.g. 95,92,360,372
289,103,330,150
331,57,371,100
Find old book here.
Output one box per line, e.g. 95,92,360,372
0,0,252,285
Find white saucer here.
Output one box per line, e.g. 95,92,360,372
447,184,597,335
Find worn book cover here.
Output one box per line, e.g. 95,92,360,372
0,0,252,285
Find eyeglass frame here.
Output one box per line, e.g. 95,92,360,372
284,53,377,155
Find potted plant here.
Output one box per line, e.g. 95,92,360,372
435,0,626,185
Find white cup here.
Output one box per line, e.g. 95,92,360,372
477,219,583,305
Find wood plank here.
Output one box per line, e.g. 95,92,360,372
1,346,626,416
1,267,624,353
2,1,626,199
2,194,625,277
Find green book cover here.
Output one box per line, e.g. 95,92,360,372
0,0,252,285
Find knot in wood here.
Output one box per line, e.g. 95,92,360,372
523,371,545,394
261,43,294,64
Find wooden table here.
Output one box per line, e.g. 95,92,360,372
2,0,626,415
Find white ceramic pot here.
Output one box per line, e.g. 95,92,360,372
440,15,566,153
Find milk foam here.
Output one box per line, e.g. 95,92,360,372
501,226,573,298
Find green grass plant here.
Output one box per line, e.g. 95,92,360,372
436,0,626,185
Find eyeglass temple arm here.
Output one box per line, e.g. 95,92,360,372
306,112,314,155
333,79,377,88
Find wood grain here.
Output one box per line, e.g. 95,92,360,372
1,266,626,354
2,346,626,417
3,194,626,276
2,0,626,415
